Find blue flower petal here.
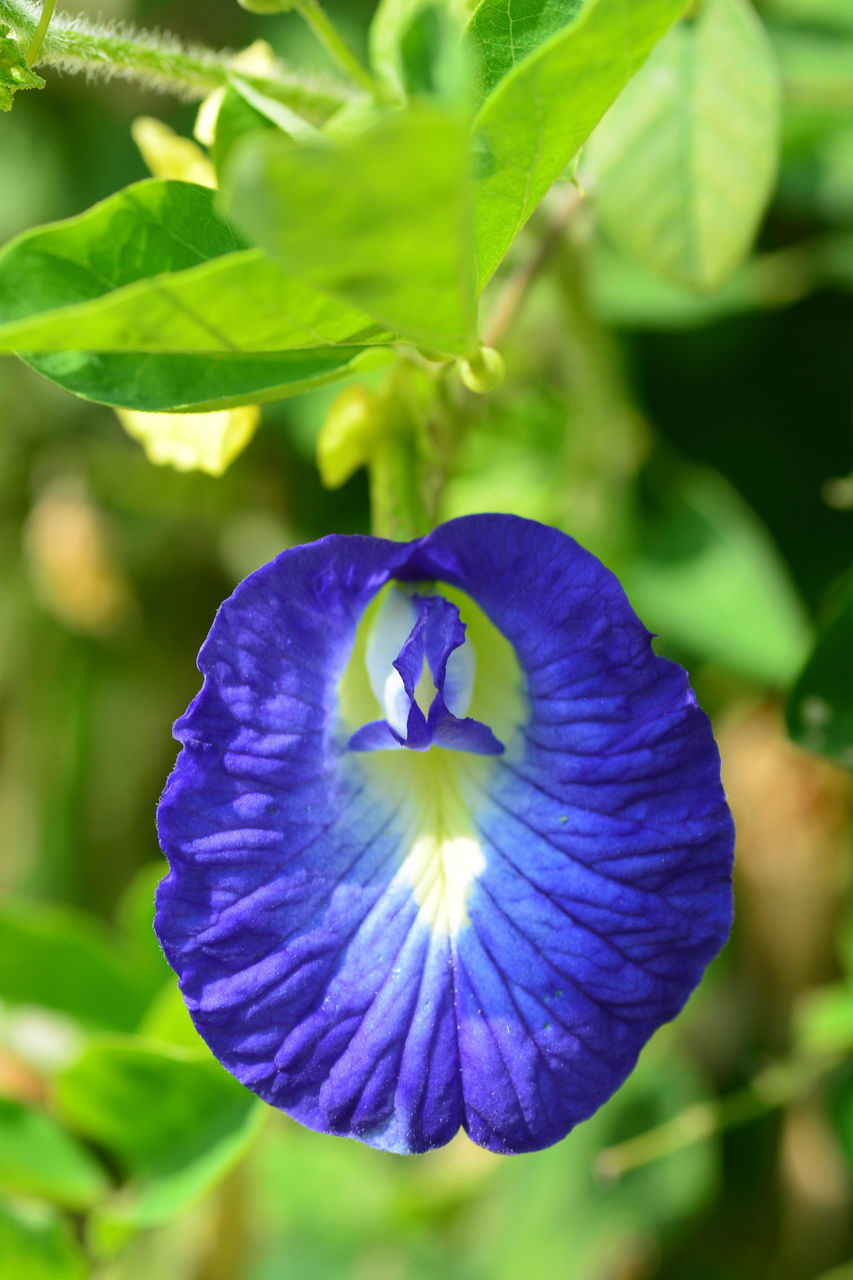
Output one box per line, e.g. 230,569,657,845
156,515,734,1154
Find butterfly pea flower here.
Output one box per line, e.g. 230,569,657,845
155,514,734,1155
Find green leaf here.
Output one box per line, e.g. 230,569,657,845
0,250,384,354
0,901,160,1032
0,26,44,112
0,178,390,409
623,460,812,685
226,104,477,355
23,347,390,413
787,575,853,769
585,0,781,291
0,1097,109,1210
466,0,584,98
472,0,687,287
56,1036,263,1231
0,1201,86,1280
0,181,385,354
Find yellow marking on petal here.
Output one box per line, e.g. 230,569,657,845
404,829,486,937
360,749,492,939
116,406,260,476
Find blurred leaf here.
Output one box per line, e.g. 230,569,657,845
795,983,853,1054
113,864,172,996
369,0,470,102
812,1266,853,1280
23,346,390,414
480,1044,716,1280
138,983,205,1053
828,1066,853,1174
0,26,44,112
772,30,853,127
766,0,853,34
589,238,813,328
56,1037,263,1232
0,1096,109,1209
0,901,159,1032
624,461,812,685
466,0,584,98
471,0,686,288
787,575,853,769
0,1200,86,1280
248,1042,713,1280
0,180,384,355
586,0,780,291
369,0,468,96
229,77,324,144
226,104,477,354
210,84,281,179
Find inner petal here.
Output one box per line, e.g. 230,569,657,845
365,587,419,720
337,581,525,757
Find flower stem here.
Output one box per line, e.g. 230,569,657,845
482,186,583,350
294,0,385,100
25,0,54,65
595,1054,839,1179
0,0,352,118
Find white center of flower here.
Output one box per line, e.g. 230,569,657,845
371,748,489,938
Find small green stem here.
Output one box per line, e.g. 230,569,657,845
596,1054,839,1179
25,0,54,64
482,187,583,350
295,0,385,100
0,0,352,118
368,434,427,541
366,364,436,540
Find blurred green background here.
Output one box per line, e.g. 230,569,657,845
1,2,852,1278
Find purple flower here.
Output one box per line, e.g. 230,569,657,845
155,515,734,1155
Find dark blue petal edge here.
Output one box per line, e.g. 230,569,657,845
155,514,735,1155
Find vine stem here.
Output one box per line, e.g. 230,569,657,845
25,0,54,64
0,0,353,118
294,0,386,100
482,186,583,350
595,1053,840,1179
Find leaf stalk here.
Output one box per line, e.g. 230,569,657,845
294,0,387,101
25,0,54,64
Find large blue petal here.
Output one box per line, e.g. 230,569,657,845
155,515,734,1154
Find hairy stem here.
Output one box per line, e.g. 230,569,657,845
0,0,353,117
